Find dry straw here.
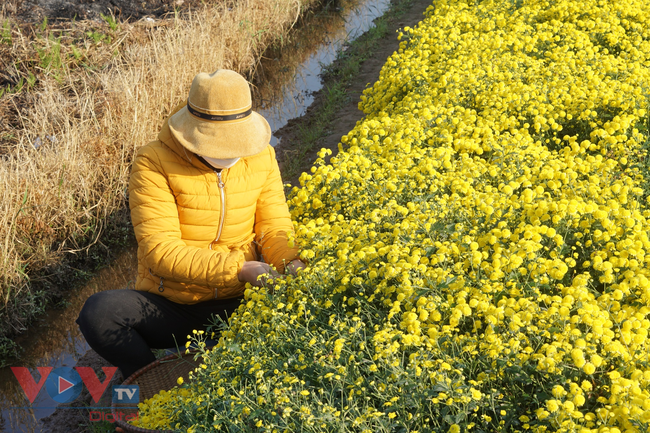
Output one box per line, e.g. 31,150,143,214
0,0,316,336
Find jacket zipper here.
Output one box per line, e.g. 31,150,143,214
211,169,226,299
214,170,226,243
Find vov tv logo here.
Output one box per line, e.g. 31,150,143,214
11,366,139,405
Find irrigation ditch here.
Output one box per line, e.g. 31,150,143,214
0,0,433,430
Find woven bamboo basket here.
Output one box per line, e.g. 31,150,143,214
112,351,201,433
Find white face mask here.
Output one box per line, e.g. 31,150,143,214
201,156,240,169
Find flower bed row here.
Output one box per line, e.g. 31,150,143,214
134,0,650,431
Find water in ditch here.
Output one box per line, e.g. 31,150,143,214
0,0,391,431
254,0,390,146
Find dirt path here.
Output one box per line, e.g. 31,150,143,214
39,1,432,432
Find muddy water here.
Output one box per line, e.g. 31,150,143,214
0,0,390,431
0,242,138,432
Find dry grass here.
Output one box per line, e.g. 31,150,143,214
0,0,319,342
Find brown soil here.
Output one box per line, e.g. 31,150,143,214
4,0,205,24
36,0,433,431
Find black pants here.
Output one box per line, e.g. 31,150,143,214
76,289,243,378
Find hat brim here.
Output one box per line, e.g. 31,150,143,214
168,106,271,159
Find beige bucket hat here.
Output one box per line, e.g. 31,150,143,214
168,69,271,159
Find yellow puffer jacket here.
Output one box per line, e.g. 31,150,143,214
128,110,299,304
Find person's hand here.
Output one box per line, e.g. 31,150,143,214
238,261,279,287
285,259,306,276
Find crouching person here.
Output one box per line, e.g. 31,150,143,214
77,69,305,379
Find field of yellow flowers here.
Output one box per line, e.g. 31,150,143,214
133,0,650,431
